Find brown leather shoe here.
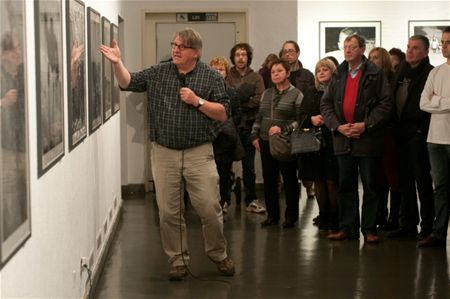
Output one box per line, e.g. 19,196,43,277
328,231,347,240
168,265,187,281
417,236,445,248
364,233,380,244
212,257,235,276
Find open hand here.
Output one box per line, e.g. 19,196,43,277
100,39,121,64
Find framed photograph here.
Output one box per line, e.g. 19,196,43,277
87,7,102,134
319,21,381,63
111,23,120,115
0,0,31,269
66,0,87,151
35,0,64,176
101,17,112,122
408,20,450,66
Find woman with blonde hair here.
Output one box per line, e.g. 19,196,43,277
298,58,339,232
368,47,400,230
369,47,395,84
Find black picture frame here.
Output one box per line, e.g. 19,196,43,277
66,0,87,151
35,0,65,176
101,17,112,122
408,20,450,67
87,7,102,134
319,21,381,63
111,23,120,115
0,0,31,270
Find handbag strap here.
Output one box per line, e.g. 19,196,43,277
271,85,296,128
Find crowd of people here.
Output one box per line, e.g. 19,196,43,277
100,26,450,281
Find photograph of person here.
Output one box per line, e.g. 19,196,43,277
411,23,450,66
67,0,86,150
35,0,64,174
320,22,380,64
0,0,30,267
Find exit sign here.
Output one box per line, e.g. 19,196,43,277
176,13,218,22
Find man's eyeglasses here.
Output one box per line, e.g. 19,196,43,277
282,49,297,54
170,42,192,51
343,45,360,51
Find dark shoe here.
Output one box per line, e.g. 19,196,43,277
328,231,348,241
261,218,279,227
212,257,235,276
282,220,296,229
364,233,380,244
417,236,446,248
388,227,418,238
168,265,187,281
417,229,432,241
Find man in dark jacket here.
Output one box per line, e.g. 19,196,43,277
320,34,392,243
279,40,316,198
226,43,266,213
388,35,434,240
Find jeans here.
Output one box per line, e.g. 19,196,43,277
428,143,450,240
337,155,380,236
239,129,256,205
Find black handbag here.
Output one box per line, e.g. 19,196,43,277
290,127,322,154
269,132,293,161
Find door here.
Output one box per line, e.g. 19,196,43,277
142,11,247,185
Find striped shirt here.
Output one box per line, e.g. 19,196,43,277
251,85,303,141
124,61,229,149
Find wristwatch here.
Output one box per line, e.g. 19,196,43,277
197,97,205,108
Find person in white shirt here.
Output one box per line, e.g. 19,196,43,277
418,26,450,247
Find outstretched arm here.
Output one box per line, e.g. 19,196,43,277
100,39,131,89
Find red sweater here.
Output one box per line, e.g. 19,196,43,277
343,71,362,123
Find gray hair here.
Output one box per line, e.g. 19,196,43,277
345,34,366,48
173,28,203,50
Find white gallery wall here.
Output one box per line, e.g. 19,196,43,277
118,0,299,186
1,0,123,298
298,0,450,71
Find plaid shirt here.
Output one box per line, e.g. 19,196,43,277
124,61,229,149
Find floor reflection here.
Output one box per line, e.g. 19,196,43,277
95,190,450,299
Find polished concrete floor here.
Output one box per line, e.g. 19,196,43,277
94,189,450,299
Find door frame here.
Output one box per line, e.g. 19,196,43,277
141,9,248,184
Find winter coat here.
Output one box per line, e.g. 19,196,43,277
320,57,392,157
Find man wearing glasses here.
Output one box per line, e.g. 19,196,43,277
100,28,234,281
320,34,392,243
279,40,316,201
279,40,314,93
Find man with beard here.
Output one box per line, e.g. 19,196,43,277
226,43,266,214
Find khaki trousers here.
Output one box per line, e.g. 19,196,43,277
151,142,228,266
